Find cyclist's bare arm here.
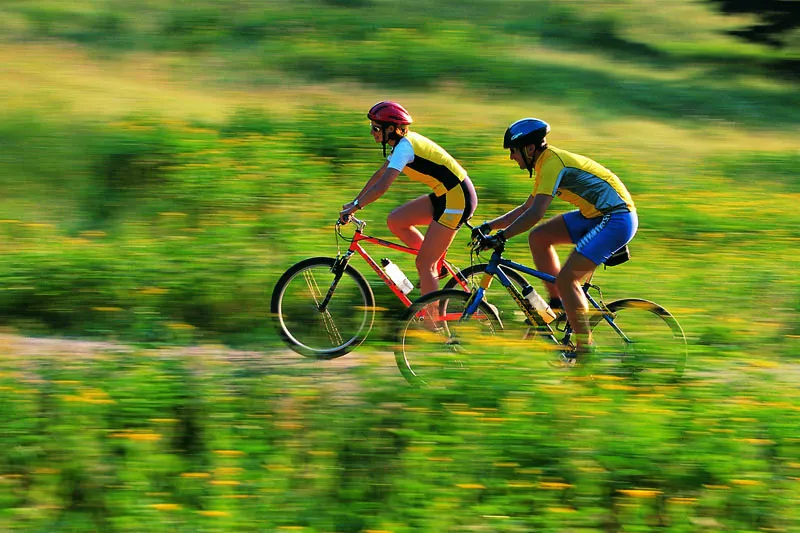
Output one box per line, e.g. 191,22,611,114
340,163,402,223
485,194,535,232
343,161,389,211
502,194,553,240
350,165,401,210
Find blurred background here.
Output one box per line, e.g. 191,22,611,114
0,0,798,530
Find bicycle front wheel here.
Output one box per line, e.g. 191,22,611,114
590,298,687,382
271,257,375,359
395,289,502,387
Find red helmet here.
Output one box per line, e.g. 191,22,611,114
367,101,413,126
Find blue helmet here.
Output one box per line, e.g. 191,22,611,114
503,118,550,149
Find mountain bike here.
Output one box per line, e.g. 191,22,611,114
271,216,528,359
394,235,687,387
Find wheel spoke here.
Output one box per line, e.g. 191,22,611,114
302,270,344,347
319,308,344,349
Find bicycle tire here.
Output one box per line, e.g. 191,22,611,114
394,289,503,387
271,257,375,359
590,298,687,382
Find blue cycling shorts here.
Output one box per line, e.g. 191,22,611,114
562,209,638,266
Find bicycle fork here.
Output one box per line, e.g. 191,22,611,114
302,253,354,348
307,253,350,312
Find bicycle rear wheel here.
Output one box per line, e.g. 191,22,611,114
590,298,687,382
395,289,502,387
271,257,375,359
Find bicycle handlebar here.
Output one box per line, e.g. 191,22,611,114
468,220,505,255
336,214,367,232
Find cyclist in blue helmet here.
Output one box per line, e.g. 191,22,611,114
475,118,637,358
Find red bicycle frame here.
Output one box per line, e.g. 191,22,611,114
339,217,467,306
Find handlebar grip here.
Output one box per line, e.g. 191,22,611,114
337,215,366,230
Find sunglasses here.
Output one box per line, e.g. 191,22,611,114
370,124,383,133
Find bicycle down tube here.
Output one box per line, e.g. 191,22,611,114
346,231,420,306
465,252,552,316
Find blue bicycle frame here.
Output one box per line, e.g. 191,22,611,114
464,246,632,343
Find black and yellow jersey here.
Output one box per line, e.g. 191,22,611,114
388,131,469,197
533,146,635,218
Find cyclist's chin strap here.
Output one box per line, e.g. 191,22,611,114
381,127,404,158
522,143,546,178
522,148,534,178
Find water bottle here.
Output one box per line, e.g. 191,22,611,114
521,285,557,324
381,258,414,295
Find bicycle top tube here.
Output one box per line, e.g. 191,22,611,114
483,247,557,285
338,216,420,256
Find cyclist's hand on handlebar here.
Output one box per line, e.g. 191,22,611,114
340,198,363,224
339,206,356,225
470,222,492,243
475,230,506,252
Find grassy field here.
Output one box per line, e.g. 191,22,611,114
0,0,799,530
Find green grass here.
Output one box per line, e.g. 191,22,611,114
0,344,797,531
0,0,798,529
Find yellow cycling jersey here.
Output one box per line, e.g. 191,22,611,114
533,145,635,218
398,132,469,197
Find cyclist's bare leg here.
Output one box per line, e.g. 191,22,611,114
417,221,457,295
386,195,433,250
556,251,598,349
388,196,451,330
528,214,572,300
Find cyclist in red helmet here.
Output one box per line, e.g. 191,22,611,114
475,118,637,358
339,101,478,296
